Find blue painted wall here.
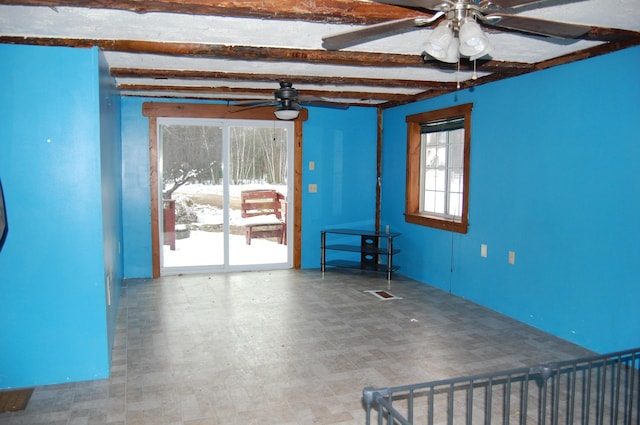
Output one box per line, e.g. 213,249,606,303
300,106,379,268
99,51,124,361
0,44,120,388
121,97,153,278
381,46,640,354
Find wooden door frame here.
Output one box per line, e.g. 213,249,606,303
142,102,307,278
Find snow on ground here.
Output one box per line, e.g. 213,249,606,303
173,183,287,225
162,231,288,268
174,182,287,197
163,183,289,269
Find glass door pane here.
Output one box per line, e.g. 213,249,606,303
158,118,292,274
160,121,224,270
228,124,289,266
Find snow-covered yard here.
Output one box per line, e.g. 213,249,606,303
162,183,289,269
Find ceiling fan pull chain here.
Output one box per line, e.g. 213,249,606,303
472,59,478,80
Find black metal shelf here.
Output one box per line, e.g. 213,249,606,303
324,259,400,273
321,229,401,280
325,244,400,255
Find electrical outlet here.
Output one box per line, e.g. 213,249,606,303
481,244,487,258
509,251,516,265
309,161,315,170
308,183,317,193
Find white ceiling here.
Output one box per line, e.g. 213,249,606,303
1,1,639,107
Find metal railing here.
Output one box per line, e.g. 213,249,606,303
364,347,640,425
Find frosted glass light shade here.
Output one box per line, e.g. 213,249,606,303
469,36,493,61
459,18,493,59
424,20,454,60
441,37,460,63
274,108,300,120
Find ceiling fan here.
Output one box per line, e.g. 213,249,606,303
322,0,596,63
233,82,349,120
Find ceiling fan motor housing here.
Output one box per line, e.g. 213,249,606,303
274,82,299,101
444,0,486,31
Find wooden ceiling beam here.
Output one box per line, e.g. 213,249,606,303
0,36,536,73
535,36,640,70
0,36,427,67
116,84,416,102
122,91,388,107
0,0,432,25
110,68,456,90
7,1,639,42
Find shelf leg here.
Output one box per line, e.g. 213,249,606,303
387,237,393,284
320,231,326,274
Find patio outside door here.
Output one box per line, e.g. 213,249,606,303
157,118,293,274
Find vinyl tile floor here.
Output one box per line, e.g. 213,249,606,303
0,269,593,425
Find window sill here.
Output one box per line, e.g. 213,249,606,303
404,212,468,234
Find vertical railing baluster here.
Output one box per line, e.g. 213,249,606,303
625,352,637,425
387,393,393,425
521,372,530,425
567,364,576,425
408,388,414,424
486,378,493,425
539,369,548,425
612,356,622,425
551,368,560,425
466,381,474,425
585,361,593,425
428,385,434,425
448,383,454,425
597,360,607,425
504,376,512,425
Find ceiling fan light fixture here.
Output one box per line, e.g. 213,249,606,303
274,108,300,120
469,38,493,60
424,20,454,60
458,18,493,59
442,37,460,64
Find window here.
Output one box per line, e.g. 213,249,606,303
405,103,472,233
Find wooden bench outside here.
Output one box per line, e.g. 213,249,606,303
240,189,286,245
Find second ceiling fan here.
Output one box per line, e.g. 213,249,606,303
234,82,349,120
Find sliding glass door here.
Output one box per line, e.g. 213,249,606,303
158,118,293,274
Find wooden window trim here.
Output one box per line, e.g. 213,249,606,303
404,103,472,234
142,102,307,277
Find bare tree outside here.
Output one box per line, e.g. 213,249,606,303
230,126,287,185
161,124,288,225
162,125,224,198
162,124,287,194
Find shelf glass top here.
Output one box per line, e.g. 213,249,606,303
322,228,401,237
